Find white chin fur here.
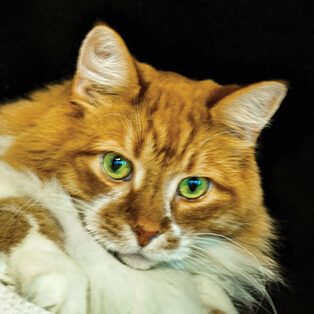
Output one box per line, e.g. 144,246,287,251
117,253,159,270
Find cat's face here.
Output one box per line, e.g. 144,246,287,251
60,74,261,270
4,25,287,271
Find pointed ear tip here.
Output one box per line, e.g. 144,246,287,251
258,80,289,98
93,21,109,27
266,80,289,90
91,21,112,30
80,24,125,51
86,23,117,38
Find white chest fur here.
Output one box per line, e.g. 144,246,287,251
0,160,238,313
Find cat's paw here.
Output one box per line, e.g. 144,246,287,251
23,270,88,314
0,253,15,289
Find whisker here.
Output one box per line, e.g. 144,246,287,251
180,233,277,313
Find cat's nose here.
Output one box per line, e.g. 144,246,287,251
132,225,160,247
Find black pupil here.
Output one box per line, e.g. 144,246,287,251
188,178,200,192
112,156,124,171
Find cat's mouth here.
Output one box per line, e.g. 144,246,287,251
111,251,159,270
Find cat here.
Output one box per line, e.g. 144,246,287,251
0,24,287,314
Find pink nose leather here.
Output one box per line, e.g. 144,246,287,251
132,225,160,247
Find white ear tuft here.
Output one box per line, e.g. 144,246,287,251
212,81,288,142
73,25,138,101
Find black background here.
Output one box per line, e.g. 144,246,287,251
0,1,313,313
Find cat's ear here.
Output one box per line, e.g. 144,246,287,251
212,81,288,142
72,24,139,103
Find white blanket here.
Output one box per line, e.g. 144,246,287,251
0,283,48,314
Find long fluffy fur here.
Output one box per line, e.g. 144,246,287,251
0,24,287,313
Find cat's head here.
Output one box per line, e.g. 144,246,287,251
6,25,287,275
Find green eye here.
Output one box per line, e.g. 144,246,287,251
178,177,211,199
102,153,133,180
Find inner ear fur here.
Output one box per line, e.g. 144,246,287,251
211,81,288,142
72,24,140,104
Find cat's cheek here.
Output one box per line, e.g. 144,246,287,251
82,192,131,238
97,229,139,255
141,232,192,263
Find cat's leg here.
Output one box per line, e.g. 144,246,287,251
0,198,88,314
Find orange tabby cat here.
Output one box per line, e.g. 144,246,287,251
0,24,287,314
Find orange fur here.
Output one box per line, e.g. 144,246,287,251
2,67,276,259
0,24,287,311
0,200,31,252
0,198,63,251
